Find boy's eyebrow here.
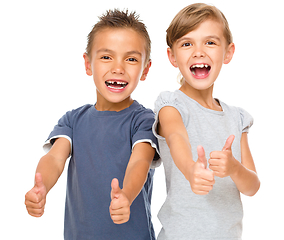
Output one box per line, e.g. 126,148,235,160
96,48,142,56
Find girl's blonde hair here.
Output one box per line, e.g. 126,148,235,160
167,3,233,48
166,3,233,84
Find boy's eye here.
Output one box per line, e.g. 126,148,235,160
127,58,138,62
101,56,111,60
182,42,192,47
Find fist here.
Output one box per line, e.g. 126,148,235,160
188,146,215,195
209,135,237,178
25,173,47,217
109,178,130,224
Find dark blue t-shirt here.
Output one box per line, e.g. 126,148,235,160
45,101,159,240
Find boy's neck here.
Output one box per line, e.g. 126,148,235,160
95,93,134,112
179,84,222,111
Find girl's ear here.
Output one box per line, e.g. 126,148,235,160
167,48,178,68
140,60,152,81
223,43,235,64
83,53,93,76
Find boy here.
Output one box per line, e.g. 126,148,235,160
25,9,159,240
153,3,260,239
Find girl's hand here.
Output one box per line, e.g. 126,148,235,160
188,146,215,195
109,178,131,224
25,173,47,217
209,135,237,178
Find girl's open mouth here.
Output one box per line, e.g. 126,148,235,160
190,64,211,78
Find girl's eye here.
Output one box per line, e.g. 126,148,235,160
206,41,216,45
182,42,192,47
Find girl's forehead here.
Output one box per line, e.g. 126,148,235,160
178,19,226,42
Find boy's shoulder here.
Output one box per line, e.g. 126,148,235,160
63,102,154,124
130,100,154,115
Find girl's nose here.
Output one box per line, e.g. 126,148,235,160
192,46,206,58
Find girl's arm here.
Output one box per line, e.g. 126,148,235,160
109,142,155,224
209,133,260,196
25,137,71,217
232,133,260,196
158,106,214,195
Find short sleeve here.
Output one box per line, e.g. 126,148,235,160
43,111,73,153
153,91,188,139
238,107,253,133
131,108,160,162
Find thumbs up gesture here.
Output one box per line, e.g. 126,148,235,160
209,135,237,178
25,173,47,217
109,178,130,224
188,146,215,195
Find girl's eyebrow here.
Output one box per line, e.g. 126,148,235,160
176,37,192,44
206,35,221,41
177,35,221,43
96,48,114,54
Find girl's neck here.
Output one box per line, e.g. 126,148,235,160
179,83,222,111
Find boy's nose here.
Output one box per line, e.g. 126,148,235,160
111,61,125,75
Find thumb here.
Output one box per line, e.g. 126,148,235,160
111,178,121,199
197,145,207,169
35,173,44,189
222,135,235,151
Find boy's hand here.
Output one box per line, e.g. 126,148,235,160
188,146,215,195
209,135,237,178
25,173,47,217
109,178,130,224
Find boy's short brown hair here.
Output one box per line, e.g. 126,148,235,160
166,3,233,48
86,9,151,64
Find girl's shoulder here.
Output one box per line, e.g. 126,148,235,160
220,101,254,133
154,90,188,113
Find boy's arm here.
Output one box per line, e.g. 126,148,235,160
123,142,155,204
109,142,155,224
158,106,214,195
25,137,71,217
209,133,260,196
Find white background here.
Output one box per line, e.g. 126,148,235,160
1,0,283,239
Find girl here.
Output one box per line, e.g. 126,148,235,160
153,3,260,240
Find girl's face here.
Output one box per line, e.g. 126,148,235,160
167,19,235,93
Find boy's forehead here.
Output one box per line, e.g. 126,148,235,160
92,28,147,54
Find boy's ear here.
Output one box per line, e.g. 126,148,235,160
167,48,178,68
83,53,93,76
223,43,235,64
140,60,152,81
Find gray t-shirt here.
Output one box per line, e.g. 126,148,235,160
153,90,253,240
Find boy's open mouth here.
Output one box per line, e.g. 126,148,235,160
190,64,211,77
105,80,128,89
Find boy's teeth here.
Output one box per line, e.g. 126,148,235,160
105,80,128,89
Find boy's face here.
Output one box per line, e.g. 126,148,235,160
168,19,235,92
84,28,151,111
